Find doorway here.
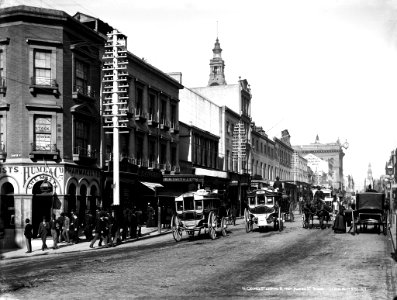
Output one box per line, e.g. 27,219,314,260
32,181,53,236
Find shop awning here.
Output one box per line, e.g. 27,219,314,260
140,181,164,191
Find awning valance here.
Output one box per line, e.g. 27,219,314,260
140,181,164,191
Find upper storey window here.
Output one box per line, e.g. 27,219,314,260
34,50,52,86
75,59,89,96
0,49,5,94
27,38,60,96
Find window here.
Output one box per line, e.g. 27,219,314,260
0,115,5,152
160,98,167,124
135,136,144,164
34,50,52,85
148,93,156,119
0,49,4,80
170,104,176,128
75,120,89,154
136,87,143,113
75,59,89,95
226,121,230,134
34,116,52,150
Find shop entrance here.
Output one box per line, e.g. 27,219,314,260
32,181,53,236
0,182,15,230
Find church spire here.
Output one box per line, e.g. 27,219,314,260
208,36,226,86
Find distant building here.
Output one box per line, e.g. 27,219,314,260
293,135,347,190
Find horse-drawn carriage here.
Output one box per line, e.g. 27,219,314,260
352,192,388,235
244,188,286,232
171,189,228,242
302,196,333,229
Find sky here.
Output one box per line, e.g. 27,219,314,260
3,0,397,190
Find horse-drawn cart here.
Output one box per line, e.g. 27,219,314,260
171,189,228,242
244,188,284,232
353,192,387,235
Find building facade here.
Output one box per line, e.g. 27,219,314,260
250,123,277,187
0,6,107,248
100,30,183,214
293,135,347,190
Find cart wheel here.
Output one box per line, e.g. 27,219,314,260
208,212,216,240
244,208,251,233
221,217,227,237
171,215,182,242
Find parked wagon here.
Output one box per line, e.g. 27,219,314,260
244,188,284,232
171,189,228,242
353,192,388,235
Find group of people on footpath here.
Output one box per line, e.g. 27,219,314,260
23,210,82,253
23,205,157,253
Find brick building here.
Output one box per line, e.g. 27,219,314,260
0,5,107,248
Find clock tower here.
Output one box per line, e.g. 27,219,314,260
208,37,227,86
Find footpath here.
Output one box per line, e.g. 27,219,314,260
0,226,172,261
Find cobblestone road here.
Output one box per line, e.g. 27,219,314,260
1,213,396,299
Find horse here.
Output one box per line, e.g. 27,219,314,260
303,199,332,229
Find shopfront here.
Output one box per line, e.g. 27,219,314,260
0,164,101,249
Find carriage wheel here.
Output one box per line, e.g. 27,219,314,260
171,215,182,242
244,208,252,233
208,212,217,240
221,217,227,237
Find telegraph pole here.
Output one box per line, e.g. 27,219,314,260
102,29,129,207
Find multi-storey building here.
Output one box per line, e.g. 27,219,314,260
274,130,294,181
292,152,309,184
0,6,107,248
250,123,276,188
99,31,183,212
293,135,348,189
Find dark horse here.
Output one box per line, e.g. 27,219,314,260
303,198,332,229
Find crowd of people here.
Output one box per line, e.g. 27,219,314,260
23,204,175,253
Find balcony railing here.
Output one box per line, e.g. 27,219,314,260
72,85,97,100
0,77,6,95
29,143,59,159
169,121,179,133
135,108,147,122
29,76,59,95
159,119,170,131
0,142,6,161
147,113,159,127
73,146,97,163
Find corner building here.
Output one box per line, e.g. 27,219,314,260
0,6,106,248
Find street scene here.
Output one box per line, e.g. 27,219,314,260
1,212,395,299
1,0,397,299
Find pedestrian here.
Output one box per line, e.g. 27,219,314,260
49,214,59,249
332,207,346,234
165,206,173,228
70,211,80,244
135,207,142,237
147,203,154,227
83,210,94,241
57,213,65,243
37,216,49,251
61,212,70,243
130,207,137,238
24,218,33,253
90,213,106,248
273,176,283,192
